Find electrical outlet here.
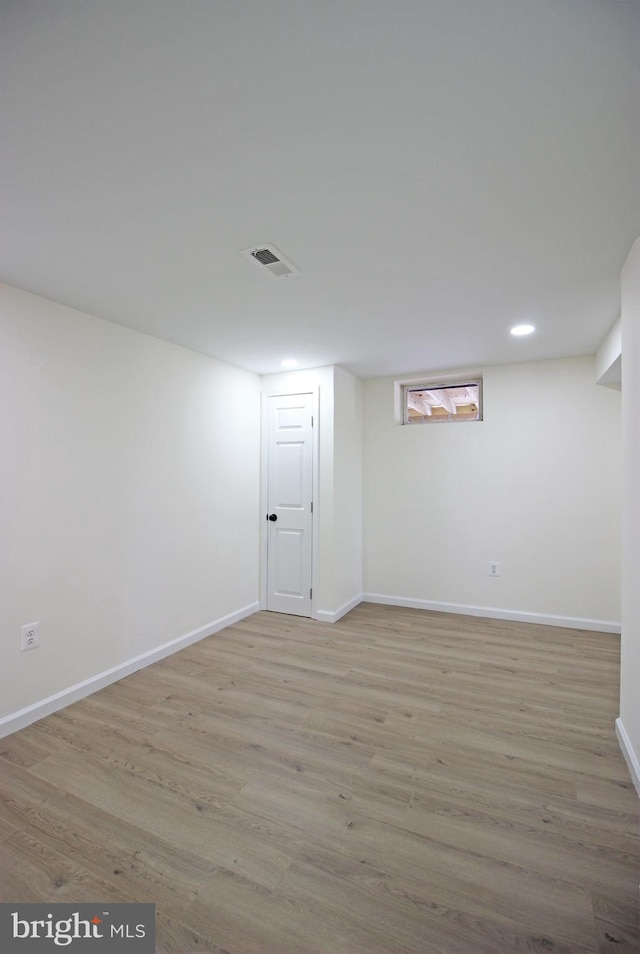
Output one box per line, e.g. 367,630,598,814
21,622,40,652
489,561,500,577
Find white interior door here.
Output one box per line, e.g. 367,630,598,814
266,393,313,616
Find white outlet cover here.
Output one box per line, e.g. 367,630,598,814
21,621,40,651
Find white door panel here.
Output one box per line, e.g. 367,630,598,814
274,442,305,508
266,393,313,616
272,528,306,596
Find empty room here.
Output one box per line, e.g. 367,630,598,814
1,2,638,953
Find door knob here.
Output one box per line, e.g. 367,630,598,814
267,513,278,521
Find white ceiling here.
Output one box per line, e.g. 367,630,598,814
1,1,638,378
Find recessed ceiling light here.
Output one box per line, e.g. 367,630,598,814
281,358,300,369
510,324,536,337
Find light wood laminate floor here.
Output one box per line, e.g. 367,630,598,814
1,604,638,953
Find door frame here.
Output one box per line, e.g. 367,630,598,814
260,387,320,618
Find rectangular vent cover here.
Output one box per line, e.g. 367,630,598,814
253,248,279,266
242,245,300,279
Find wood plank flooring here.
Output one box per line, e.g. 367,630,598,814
1,604,638,953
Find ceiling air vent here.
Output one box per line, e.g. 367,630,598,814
242,244,300,279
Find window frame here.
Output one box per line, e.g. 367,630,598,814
399,376,483,425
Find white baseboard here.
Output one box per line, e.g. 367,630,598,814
0,602,260,741
362,593,621,633
615,718,640,797
315,594,363,624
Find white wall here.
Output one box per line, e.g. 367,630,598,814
596,317,622,389
330,366,363,616
619,238,640,791
363,356,621,628
0,284,261,727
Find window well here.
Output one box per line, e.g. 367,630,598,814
403,380,482,424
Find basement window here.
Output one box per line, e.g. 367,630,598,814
402,379,482,424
